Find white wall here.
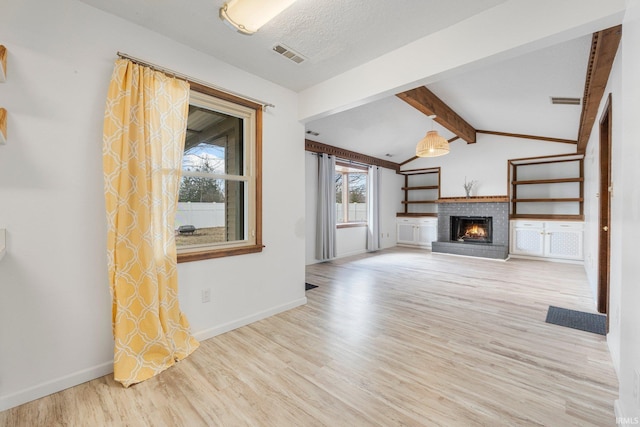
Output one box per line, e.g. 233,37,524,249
403,134,576,196
614,0,640,418
0,0,305,410
305,152,402,265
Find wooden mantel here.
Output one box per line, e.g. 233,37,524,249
436,196,509,203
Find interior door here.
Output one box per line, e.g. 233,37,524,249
597,94,612,331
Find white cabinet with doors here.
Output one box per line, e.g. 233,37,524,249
397,217,437,248
510,220,583,261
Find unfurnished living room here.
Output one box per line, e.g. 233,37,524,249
1,0,639,426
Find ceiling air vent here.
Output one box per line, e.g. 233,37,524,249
272,44,306,64
551,97,581,105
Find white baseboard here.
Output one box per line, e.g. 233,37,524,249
335,248,367,259
615,399,624,419
509,254,584,265
0,361,114,412
193,297,307,342
0,297,308,412
431,251,509,262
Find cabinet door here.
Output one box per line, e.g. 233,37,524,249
511,226,545,257
545,228,583,260
416,223,437,247
397,222,416,244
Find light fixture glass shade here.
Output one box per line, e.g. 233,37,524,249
220,0,298,35
416,130,449,157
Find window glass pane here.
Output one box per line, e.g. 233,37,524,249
177,88,259,261
176,178,246,247
335,173,343,222
348,173,367,222
184,106,243,176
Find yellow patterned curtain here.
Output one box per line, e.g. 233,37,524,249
102,59,199,387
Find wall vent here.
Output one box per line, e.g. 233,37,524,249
273,44,306,64
551,97,581,105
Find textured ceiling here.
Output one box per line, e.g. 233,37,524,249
76,0,619,162
77,0,506,91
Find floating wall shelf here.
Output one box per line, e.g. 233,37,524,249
0,108,6,144
0,45,6,82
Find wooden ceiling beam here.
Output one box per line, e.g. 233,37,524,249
576,25,622,153
397,87,476,144
476,130,577,145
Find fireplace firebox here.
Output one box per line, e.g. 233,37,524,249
450,216,493,244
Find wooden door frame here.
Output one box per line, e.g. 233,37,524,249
597,93,612,328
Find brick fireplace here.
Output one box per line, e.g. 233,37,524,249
431,197,509,260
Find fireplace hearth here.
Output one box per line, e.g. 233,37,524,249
450,216,492,244
432,200,509,260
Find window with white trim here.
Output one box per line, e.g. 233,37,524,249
335,162,368,225
176,87,262,262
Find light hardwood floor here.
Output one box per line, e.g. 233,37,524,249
1,248,618,426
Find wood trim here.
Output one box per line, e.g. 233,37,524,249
400,156,418,166
397,87,476,143
177,244,264,263
399,167,440,175
396,213,438,217
510,214,585,221
0,45,6,82
337,223,367,229
403,175,408,214
512,198,583,203
0,108,6,144
512,178,584,185
178,87,263,263
255,108,263,249
577,25,622,153
436,196,509,203
597,93,612,317
402,186,439,190
509,153,584,165
187,81,263,111
401,200,437,204
477,130,577,145
305,139,400,171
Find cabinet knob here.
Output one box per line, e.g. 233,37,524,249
603,226,609,232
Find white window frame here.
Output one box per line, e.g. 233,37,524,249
335,162,368,227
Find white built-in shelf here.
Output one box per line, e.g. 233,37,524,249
0,229,6,261
0,45,6,82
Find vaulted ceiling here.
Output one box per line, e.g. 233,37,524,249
78,0,624,163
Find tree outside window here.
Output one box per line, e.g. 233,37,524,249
335,163,368,224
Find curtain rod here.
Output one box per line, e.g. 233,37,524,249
116,52,275,111
309,152,371,169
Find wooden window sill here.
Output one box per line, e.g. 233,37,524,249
177,244,264,263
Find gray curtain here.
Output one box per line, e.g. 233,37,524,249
316,153,336,260
367,165,381,251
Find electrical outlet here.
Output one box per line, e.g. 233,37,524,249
633,369,640,407
201,288,211,303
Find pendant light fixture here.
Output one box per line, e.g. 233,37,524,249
416,115,450,157
220,0,298,35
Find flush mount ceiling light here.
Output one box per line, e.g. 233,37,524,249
219,0,298,35
416,116,450,157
